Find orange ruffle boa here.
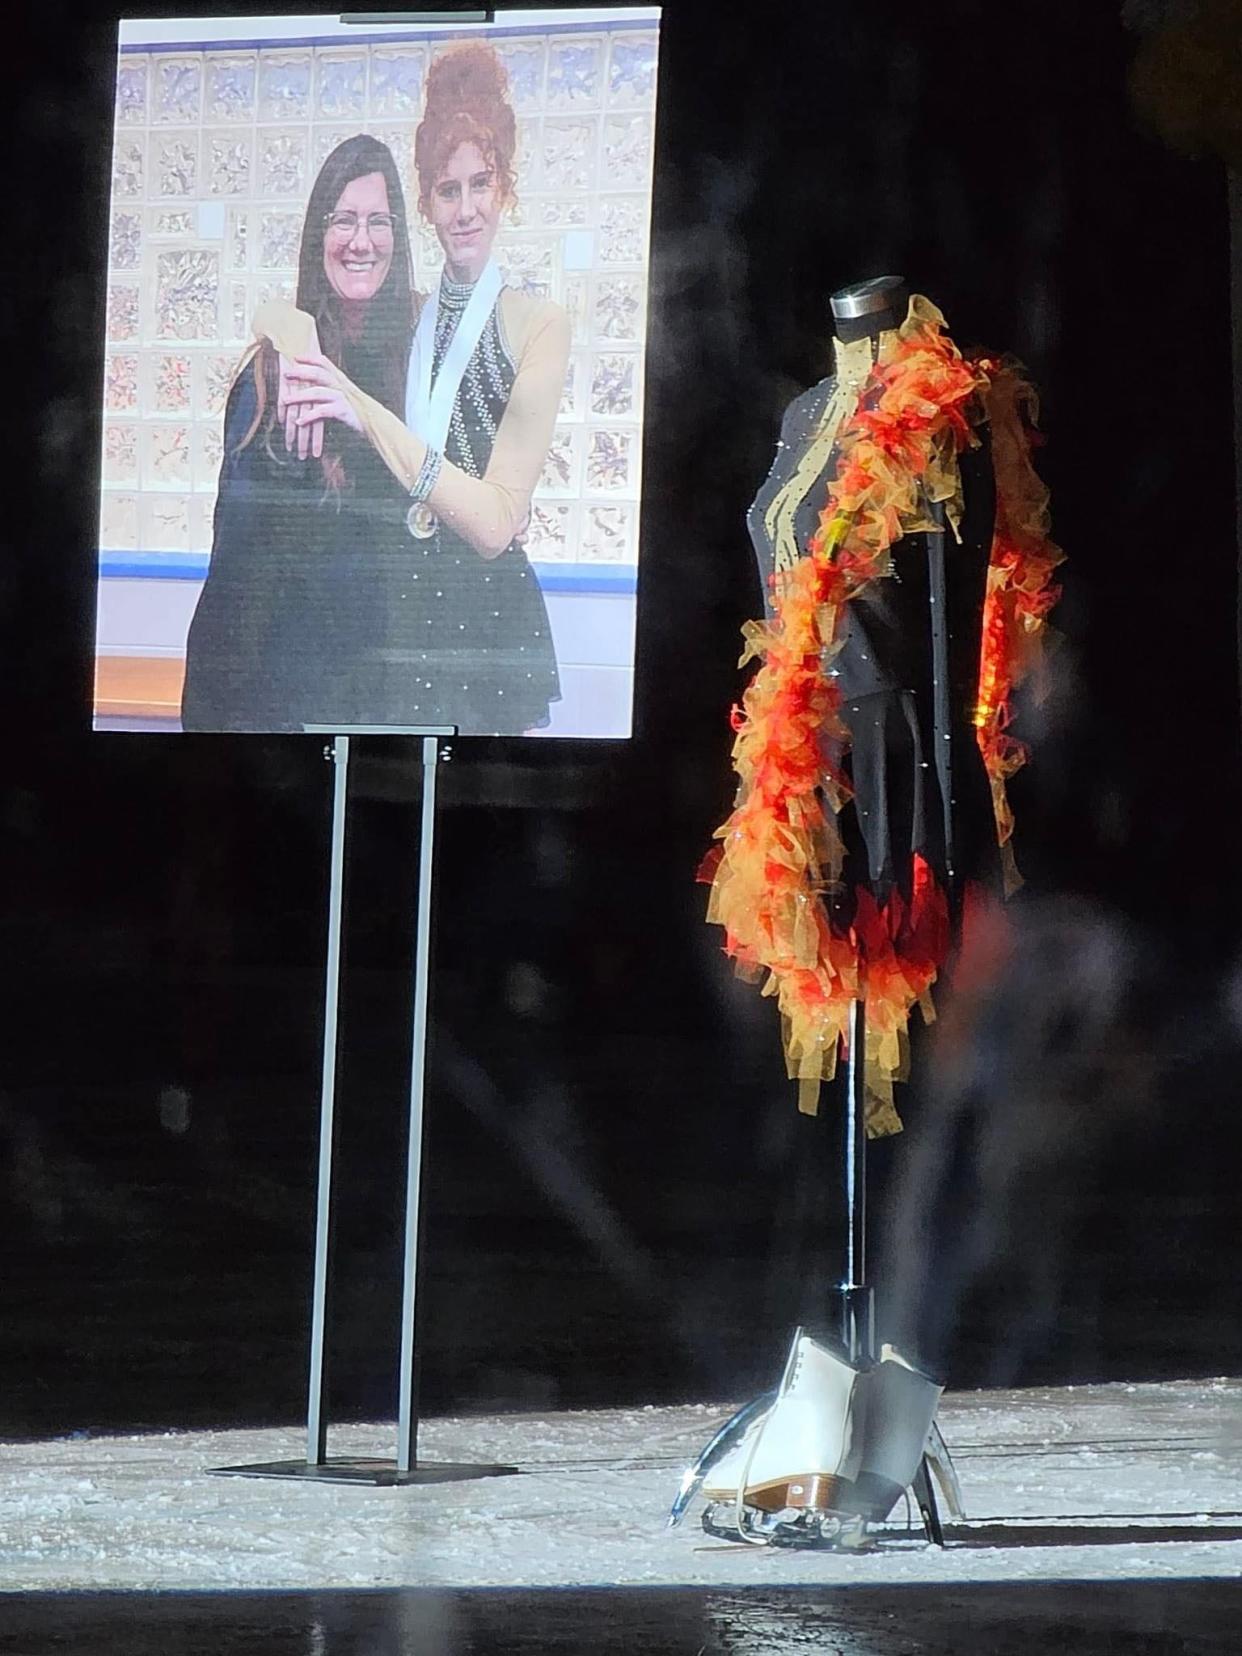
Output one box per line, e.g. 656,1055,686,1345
702,297,1063,1131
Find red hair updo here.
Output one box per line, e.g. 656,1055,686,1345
415,41,518,215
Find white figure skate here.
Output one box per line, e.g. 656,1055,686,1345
668,1328,964,1549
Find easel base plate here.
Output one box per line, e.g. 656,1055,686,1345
208,1457,519,1487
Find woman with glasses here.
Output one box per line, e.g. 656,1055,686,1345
182,133,421,730
259,41,570,736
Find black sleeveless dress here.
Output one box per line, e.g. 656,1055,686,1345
747,370,997,919
182,346,408,734
385,275,560,736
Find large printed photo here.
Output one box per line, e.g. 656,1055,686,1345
95,9,660,736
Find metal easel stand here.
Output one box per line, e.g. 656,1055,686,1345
213,726,516,1488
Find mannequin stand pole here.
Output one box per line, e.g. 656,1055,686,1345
837,997,875,1366
826,516,957,1539
836,994,945,1544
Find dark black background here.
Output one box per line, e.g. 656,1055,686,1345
2,0,1238,1439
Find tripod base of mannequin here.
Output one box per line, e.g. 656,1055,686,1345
210,1457,519,1488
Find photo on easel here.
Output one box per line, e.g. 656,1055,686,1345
94,7,661,737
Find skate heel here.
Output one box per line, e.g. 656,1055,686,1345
744,1472,845,1514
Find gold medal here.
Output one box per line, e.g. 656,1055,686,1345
406,502,438,540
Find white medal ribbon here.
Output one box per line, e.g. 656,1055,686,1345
405,259,504,453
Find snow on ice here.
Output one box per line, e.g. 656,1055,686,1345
0,1379,1238,1591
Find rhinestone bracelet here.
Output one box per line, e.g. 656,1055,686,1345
409,444,443,505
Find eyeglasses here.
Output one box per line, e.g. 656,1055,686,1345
323,211,400,239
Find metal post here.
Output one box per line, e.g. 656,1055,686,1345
927,526,954,892
1230,168,1242,730
845,997,865,1289
306,734,351,1466
839,996,875,1365
396,735,442,1475
916,513,958,1544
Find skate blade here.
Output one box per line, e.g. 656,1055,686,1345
667,1390,776,1529
925,1419,966,1520
701,1500,871,1552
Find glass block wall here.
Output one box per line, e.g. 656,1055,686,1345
102,24,659,570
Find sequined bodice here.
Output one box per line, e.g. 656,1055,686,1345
430,272,516,481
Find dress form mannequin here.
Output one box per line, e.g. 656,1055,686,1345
748,276,996,938
676,278,1059,1550
746,274,996,1359
667,279,986,1549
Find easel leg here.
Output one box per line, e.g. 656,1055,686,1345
306,735,350,1468
396,735,443,1477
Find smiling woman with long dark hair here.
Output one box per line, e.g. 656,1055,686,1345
180,135,417,730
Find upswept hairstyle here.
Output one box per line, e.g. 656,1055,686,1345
414,41,518,214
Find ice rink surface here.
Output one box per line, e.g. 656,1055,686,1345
0,1377,1238,1595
